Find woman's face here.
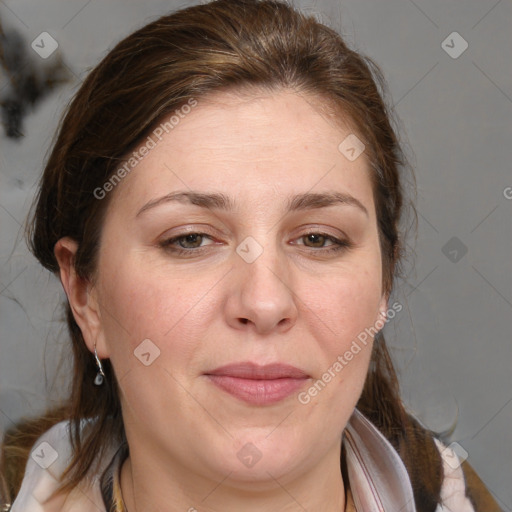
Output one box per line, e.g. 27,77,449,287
76,89,387,489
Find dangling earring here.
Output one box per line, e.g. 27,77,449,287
94,344,105,385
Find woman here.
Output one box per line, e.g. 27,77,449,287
0,1,500,510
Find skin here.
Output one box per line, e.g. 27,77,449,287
55,88,388,512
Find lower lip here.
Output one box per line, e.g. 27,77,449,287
206,375,308,405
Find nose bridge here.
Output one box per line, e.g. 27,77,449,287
228,232,297,333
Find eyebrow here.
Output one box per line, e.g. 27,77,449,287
136,190,369,218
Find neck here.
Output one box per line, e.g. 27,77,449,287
119,449,347,512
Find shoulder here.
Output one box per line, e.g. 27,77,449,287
433,438,501,512
9,418,114,512
433,438,475,511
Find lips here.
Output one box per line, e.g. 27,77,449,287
204,362,310,405
206,362,309,379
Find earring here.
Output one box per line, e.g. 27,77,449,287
94,344,105,386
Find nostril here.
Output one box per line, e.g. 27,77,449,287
239,318,249,324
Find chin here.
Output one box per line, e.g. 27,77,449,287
223,460,302,489
212,434,307,486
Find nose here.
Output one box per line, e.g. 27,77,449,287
224,240,298,335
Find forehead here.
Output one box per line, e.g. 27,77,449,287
107,88,374,215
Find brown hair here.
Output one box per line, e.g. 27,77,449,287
1,0,443,509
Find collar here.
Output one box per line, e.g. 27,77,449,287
343,408,417,511
99,408,417,512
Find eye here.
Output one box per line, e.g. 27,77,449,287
302,233,331,248
173,233,207,249
293,232,352,254
158,230,352,257
159,232,216,255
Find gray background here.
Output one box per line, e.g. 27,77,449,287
1,0,510,508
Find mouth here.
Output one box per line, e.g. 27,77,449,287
204,362,310,405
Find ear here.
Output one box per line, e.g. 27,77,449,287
54,237,109,358
375,291,390,332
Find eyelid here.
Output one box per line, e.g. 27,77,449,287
159,224,347,243
158,231,218,249
158,228,352,258
291,232,342,246
289,223,349,241
157,224,221,240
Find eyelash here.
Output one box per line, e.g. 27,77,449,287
158,231,352,257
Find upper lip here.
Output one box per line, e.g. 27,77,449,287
205,362,310,379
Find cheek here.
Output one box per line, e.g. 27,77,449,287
96,255,217,367
298,267,381,416
306,261,383,348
